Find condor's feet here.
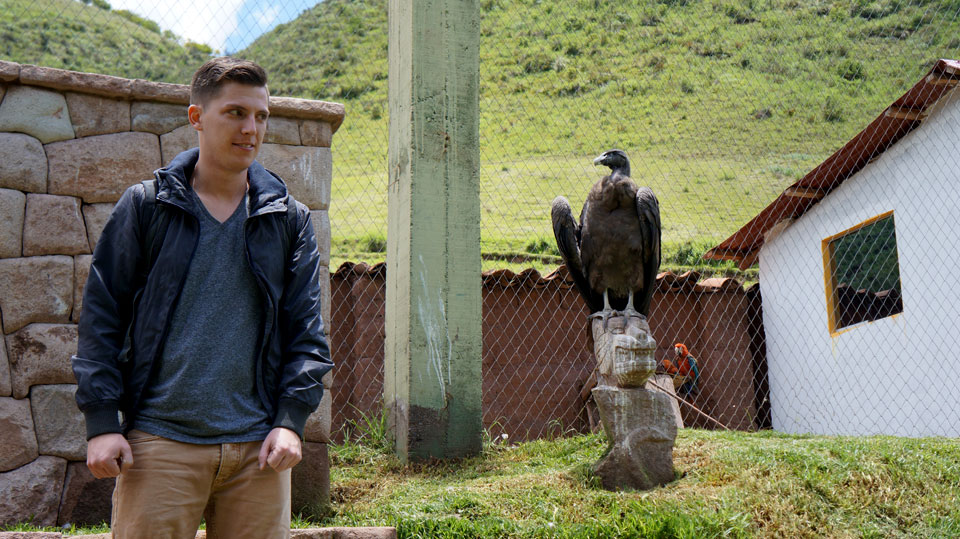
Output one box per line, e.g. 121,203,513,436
588,290,645,327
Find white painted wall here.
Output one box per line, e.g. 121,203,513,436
759,88,960,436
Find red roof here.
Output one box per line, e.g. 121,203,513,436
333,262,746,293
704,59,960,269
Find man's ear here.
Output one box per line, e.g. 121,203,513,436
188,104,203,131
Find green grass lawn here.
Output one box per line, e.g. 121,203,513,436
330,149,803,279
325,429,960,537
308,428,960,538
7,430,958,537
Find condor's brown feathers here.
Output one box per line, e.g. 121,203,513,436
551,149,661,316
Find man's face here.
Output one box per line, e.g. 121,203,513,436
189,82,269,176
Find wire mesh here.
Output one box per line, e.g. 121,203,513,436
5,0,960,439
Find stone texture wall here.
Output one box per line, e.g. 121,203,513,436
330,264,767,443
0,60,344,527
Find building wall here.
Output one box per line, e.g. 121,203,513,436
0,60,343,526
759,88,960,436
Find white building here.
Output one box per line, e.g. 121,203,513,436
706,59,960,437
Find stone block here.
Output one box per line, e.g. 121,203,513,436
299,120,333,148
323,367,333,392
303,389,332,443
0,456,67,527
0,334,10,396
57,462,114,527
257,145,331,210
310,210,331,267
130,79,189,104
6,324,78,399
592,387,676,491
23,194,89,256
291,441,329,519
0,256,74,334
31,384,86,460
47,132,161,203
319,265,331,335
194,530,396,539
0,397,38,472
646,374,683,429
0,132,47,193
265,116,301,145
160,124,198,164
0,189,25,258
20,64,131,99
73,255,92,323
269,96,344,131
0,60,19,81
66,92,130,137
0,533,62,539
82,203,114,252
131,101,188,134
0,85,75,143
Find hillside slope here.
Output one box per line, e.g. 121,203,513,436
1,0,214,84
239,0,960,264
242,0,960,161
4,0,959,265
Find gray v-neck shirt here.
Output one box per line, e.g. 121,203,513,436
134,190,272,443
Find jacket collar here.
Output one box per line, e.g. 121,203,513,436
153,148,289,217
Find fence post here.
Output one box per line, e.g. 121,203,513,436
384,0,482,462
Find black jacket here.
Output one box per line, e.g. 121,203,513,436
72,148,333,440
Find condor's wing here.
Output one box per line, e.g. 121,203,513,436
552,196,602,313
634,186,661,316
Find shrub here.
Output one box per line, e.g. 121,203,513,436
823,95,844,122
115,10,161,33
521,52,553,74
361,233,387,254
837,59,865,81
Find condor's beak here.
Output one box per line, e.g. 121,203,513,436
593,155,605,166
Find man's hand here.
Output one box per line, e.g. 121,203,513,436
87,433,133,479
259,427,302,472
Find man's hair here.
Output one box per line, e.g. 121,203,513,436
190,57,268,105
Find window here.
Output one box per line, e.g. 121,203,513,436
822,211,903,334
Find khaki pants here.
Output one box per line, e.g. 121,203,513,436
111,430,291,539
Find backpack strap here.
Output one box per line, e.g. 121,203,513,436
139,179,162,270
284,196,301,260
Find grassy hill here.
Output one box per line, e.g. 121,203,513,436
239,0,960,272
4,0,960,273
0,0,213,84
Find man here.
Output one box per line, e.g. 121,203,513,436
72,57,333,538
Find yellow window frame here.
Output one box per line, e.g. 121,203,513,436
821,210,901,336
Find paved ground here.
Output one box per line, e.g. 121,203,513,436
0,528,396,539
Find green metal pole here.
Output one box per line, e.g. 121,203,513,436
385,0,482,462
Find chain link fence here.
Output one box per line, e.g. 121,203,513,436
5,0,960,439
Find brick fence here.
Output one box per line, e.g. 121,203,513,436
0,60,343,527
330,263,768,443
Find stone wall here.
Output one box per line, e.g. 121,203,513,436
0,60,344,527
330,264,767,442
